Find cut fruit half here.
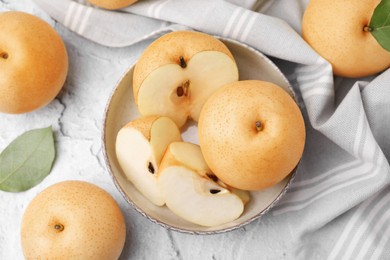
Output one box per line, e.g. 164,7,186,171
115,116,182,206
159,142,248,226
133,31,239,128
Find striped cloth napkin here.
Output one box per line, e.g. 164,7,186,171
32,0,390,258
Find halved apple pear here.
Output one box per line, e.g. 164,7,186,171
159,142,248,226
133,31,239,128
115,116,182,206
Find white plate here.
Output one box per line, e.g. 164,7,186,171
102,38,298,234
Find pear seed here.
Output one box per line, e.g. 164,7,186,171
177,86,184,97
183,80,190,96
210,189,221,194
176,80,190,97
148,162,155,174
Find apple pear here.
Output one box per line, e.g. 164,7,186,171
0,11,68,114
302,0,390,77
21,181,126,260
88,0,138,10
198,80,305,191
133,30,239,128
159,142,246,227
116,116,182,206
159,141,251,205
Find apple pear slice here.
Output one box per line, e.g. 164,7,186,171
159,142,247,226
133,31,239,128
159,142,250,205
115,116,182,206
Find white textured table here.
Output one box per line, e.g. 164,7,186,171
0,1,291,259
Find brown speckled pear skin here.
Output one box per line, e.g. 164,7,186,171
124,115,159,140
302,0,390,77
198,80,305,191
133,30,235,103
21,181,126,260
88,0,138,10
0,11,68,114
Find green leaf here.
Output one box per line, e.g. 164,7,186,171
0,127,56,192
369,0,390,51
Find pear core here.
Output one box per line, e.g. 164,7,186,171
133,30,239,128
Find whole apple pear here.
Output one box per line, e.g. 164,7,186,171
0,11,68,114
21,181,126,260
302,0,390,77
198,80,305,191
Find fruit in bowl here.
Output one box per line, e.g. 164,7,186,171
133,30,239,128
198,80,306,191
108,31,303,230
116,116,182,206
158,142,249,227
0,11,68,114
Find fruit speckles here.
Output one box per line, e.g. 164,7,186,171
0,11,68,114
133,31,239,128
133,31,235,97
198,80,305,190
21,181,126,260
87,0,138,10
302,0,390,77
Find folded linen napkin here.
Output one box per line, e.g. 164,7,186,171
32,0,390,258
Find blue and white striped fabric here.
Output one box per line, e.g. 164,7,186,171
32,0,390,258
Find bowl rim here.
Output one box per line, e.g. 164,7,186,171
101,35,299,235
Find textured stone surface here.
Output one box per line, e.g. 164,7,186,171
0,1,292,259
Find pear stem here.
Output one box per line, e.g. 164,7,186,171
363,26,373,32
255,121,263,132
179,56,187,68
0,50,8,59
54,223,64,232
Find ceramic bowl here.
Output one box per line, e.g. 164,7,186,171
102,37,298,234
